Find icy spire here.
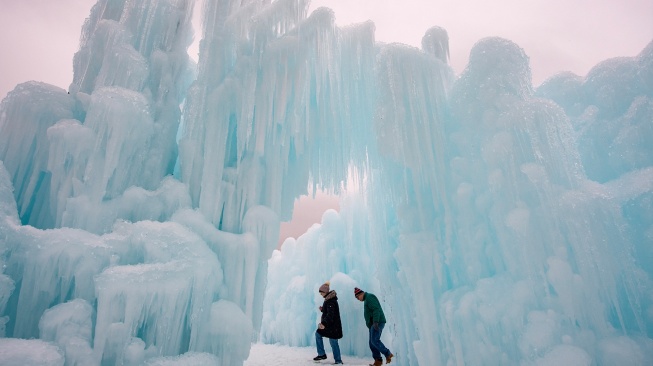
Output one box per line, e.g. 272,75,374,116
422,26,449,63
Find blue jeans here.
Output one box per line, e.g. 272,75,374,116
316,330,342,363
369,323,391,360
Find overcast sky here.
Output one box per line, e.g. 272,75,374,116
1,0,652,241
313,0,653,82
2,0,652,100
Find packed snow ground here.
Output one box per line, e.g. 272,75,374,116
245,343,375,366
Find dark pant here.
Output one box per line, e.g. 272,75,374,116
369,323,391,360
316,330,342,363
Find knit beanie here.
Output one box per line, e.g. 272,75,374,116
319,282,330,293
354,287,363,297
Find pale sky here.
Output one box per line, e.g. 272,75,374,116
2,0,652,100
309,0,653,83
1,0,652,241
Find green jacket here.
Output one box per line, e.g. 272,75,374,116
363,293,387,328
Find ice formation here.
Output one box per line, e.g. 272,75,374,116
0,0,652,365
262,34,653,365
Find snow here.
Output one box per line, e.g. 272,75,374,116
245,343,372,366
0,338,64,366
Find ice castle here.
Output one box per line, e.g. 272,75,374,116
0,0,652,365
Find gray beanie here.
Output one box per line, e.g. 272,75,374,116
319,282,330,293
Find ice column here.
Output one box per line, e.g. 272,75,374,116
0,83,75,228
64,0,194,228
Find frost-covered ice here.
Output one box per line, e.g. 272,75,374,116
0,338,65,366
0,0,652,365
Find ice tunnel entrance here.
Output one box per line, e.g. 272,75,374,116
277,188,341,247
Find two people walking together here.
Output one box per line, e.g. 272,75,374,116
313,282,394,366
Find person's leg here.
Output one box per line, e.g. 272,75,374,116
315,331,326,357
369,327,382,361
370,323,391,358
329,338,342,363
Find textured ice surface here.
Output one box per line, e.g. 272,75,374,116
0,338,65,366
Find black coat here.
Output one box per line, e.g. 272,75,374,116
317,291,343,339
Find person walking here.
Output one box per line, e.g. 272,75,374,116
354,287,394,366
313,282,343,364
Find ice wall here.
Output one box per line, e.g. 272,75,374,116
263,30,653,366
0,157,260,365
178,1,375,231
0,0,196,231
177,0,377,333
0,0,280,364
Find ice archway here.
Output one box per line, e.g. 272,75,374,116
0,0,652,365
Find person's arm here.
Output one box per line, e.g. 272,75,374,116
370,296,383,329
322,302,336,327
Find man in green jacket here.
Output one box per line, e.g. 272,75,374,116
355,287,394,366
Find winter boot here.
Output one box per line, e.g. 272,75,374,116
369,359,383,366
386,353,394,364
313,354,327,361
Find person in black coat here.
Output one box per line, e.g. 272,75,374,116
313,281,343,364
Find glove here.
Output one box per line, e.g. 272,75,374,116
373,322,379,331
